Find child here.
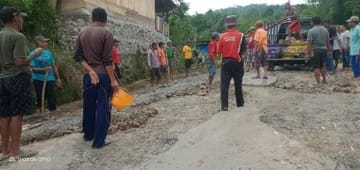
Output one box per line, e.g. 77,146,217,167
208,32,219,88
30,36,61,112
113,37,121,81
148,43,161,86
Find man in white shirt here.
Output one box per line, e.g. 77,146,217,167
339,26,351,68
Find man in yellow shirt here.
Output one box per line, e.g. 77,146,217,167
182,41,192,77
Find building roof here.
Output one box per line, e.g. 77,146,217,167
155,0,178,13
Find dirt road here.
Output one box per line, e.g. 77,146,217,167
2,69,360,170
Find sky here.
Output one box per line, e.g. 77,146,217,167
183,0,308,15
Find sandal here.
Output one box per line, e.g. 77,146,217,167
263,76,268,79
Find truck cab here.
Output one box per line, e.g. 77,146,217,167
267,19,313,70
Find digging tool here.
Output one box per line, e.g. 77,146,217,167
41,71,49,114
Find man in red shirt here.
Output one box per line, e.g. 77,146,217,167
218,15,247,111
113,37,121,81
208,32,219,88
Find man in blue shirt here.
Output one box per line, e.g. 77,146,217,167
347,16,360,78
30,36,61,112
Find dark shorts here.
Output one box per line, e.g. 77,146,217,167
185,59,192,69
160,65,168,74
0,72,34,117
168,58,176,70
312,49,327,69
288,20,301,33
255,49,268,68
150,68,161,82
333,50,341,60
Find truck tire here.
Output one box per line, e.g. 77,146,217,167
268,62,275,71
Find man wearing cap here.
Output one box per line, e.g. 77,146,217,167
218,15,247,111
30,35,61,113
347,16,360,78
113,37,121,81
0,6,42,159
74,8,118,149
346,16,360,79
207,32,219,88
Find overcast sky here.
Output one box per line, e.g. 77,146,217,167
183,0,308,15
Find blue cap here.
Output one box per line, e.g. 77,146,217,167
211,32,219,39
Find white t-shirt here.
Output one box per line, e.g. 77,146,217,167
340,30,350,49
333,33,341,50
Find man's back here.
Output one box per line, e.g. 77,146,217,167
75,23,113,73
307,26,329,49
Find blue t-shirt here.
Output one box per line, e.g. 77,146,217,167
30,49,56,81
350,24,360,56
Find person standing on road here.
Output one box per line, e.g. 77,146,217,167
148,43,161,86
339,26,351,69
254,20,269,79
74,8,118,149
246,27,256,72
113,36,121,81
158,42,169,82
332,30,342,70
323,19,337,74
30,36,62,113
0,6,41,160
182,41,193,78
347,16,360,78
166,41,176,80
207,32,219,88
306,16,332,85
218,15,247,111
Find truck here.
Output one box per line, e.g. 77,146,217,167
266,19,313,70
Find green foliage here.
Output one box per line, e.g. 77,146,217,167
0,0,58,40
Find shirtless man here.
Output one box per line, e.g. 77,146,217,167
283,2,303,41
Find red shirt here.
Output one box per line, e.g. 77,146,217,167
218,29,246,61
208,40,218,60
248,35,255,49
113,47,120,64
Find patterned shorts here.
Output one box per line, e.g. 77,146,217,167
0,72,34,117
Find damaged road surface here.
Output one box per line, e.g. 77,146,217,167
2,69,360,170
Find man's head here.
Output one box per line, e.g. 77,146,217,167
158,42,164,48
92,8,107,24
312,16,322,26
211,32,219,40
285,2,291,10
34,36,50,48
167,41,173,47
0,6,27,31
339,25,346,32
114,36,120,47
247,26,256,35
255,20,263,29
225,15,237,29
151,42,157,50
346,16,359,28
322,19,331,28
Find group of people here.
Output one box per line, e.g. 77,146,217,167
0,6,65,161
147,41,177,86
306,16,360,85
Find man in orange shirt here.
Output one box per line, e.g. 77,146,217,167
157,42,169,82
254,20,269,79
218,15,247,111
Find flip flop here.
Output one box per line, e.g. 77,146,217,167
92,141,111,149
252,76,261,79
263,76,268,79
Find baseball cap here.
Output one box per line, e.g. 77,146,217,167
211,32,219,39
346,16,359,23
0,7,27,23
34,36,50,43
225,15,237,27
247,26,256,32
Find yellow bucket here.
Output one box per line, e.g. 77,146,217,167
111,87,134,110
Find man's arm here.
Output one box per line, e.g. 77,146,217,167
14,36,42,66
239,37,247,56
